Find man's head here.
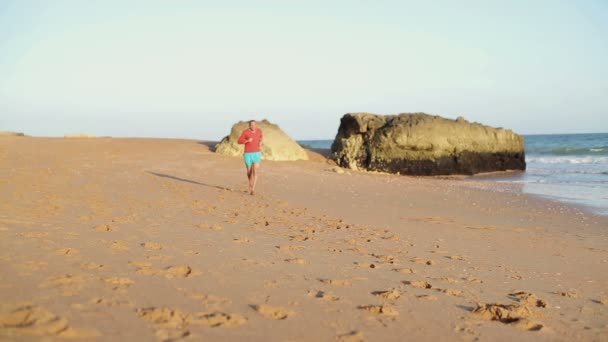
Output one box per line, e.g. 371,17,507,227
248,120,256,131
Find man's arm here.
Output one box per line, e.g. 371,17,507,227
237,131,249,145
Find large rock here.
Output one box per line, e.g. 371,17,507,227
331,113,525,175
215,119,308,161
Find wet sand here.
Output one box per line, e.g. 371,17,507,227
1,136,607,341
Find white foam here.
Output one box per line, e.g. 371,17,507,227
526,156,608,165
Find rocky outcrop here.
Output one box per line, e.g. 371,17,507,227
331,113,525,175
64,134,97,138
0,131,26,136
215,119,308,161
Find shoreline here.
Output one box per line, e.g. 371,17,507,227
1,135,605,217
1,136,607,341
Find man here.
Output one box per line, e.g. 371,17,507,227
237,120,263,195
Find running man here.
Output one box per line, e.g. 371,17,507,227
237,120,263,195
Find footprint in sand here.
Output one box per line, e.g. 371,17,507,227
554,291,579,298
370,254,398,265
146,254,173,262
472,303,544,331
136,307,188,326
175,288,232,307
430,250,449,255
508,292,547,307
0,303,99,338
435,288,464,297
275,245,306,252
358,304,399,316
319,278,352,287
224,218,239,225
110,216,135,225
154,328,190,341
90,297,133,307
263,280,281,288
80,261,104,270
136,307,247,333
251,305,293,320
55,248,80,256
165,266,194,278
411,257,435,266
136,308,191,341
141,242,163,250
196,223,223,231
233,237,251,244
393,268,416,274
435,277,458,284
94,224,117,232
371,289,401,300
129,262,196,278
41,274,89,289
110,240,129,251
129,261,157,274
103,277,134,287
289,234,312,242
284,258,308,265
404,280,432,289
190,312,248,327
416,295,438,301
592,298,608,305
354,262,377,269
309,290,340,301
462,277,483,284
337,331,364,342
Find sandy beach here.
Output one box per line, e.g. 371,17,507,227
1,136,607,341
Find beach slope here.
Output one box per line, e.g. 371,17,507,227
0,137,606,341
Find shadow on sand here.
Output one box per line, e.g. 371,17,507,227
147,171,235,192
307,148,332,158
196,141,218,152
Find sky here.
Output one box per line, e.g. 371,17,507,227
1,0,607,140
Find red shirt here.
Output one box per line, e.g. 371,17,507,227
237,128,263,153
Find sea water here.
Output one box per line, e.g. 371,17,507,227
298,133,608,215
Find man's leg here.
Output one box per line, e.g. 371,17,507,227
245,162,253,193
250,162,259,195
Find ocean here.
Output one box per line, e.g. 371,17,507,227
298,133,608,215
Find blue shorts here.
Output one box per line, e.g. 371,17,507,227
244,152,262,167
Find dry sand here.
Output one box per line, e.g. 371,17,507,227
0,136,607,341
